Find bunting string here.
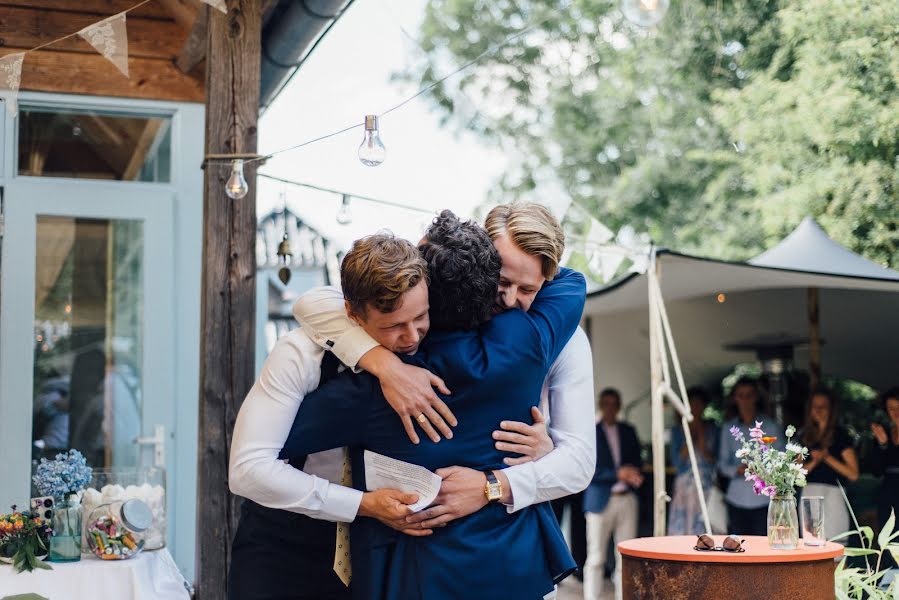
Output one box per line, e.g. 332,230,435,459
0,0,228,116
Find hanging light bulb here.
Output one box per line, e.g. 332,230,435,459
358,115,386,167
336,194,352,225
621,0,669,27
225,159,249,199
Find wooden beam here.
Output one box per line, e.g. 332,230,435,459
175,4,208,74
157,0,199,31
0,48,203,102
0,0,170,19
0,5,186,58
196,0,260,597
121,119,163,180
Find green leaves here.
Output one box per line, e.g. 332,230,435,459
411,0,899,272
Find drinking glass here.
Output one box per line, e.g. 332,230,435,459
801,496,826,546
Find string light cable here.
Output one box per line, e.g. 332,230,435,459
204,3,571,172
258,173,434,215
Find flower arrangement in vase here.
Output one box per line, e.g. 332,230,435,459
731,422,808,549
32,449,92,562
0,507,53,572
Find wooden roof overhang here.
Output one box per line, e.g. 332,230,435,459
0,0,207,102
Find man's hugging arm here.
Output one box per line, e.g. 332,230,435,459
278,374,433,535
523,267,588,367
294,286,456,444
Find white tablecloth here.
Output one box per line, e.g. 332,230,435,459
0,549,190,600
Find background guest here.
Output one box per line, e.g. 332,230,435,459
583,388,643,600
871,387,899,536
718,377,782,536
800,387,858,540
667,386,719,535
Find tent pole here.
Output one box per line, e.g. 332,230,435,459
649,248,667,536
808,287,821,389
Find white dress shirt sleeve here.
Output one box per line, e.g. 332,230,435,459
502,327,597,513
292,286,379,371
228,330,363,522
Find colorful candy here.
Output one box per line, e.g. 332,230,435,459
85,515,144,560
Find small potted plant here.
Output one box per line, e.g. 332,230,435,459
32,449,92,562
0,506,53,572
731,422,809,548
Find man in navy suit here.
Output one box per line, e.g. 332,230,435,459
279,211,585,599
583,387,643,600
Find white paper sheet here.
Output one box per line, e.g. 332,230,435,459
363,450,441,512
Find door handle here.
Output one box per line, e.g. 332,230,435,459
135,424,165,468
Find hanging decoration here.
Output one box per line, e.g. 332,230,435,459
276,191,293,284
0,53,25,117
78,12,130,78
200,0,228,14
225,160,250,199
358,115,386,167
336,194,353,225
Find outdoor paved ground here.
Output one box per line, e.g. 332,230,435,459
557,576,615,600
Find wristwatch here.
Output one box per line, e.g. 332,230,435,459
484,471,503,502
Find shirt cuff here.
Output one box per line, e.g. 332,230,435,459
329,326,379,372
501,462,537,513
323,483,364,523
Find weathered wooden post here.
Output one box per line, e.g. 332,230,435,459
196,0,261,597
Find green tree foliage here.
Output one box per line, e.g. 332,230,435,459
410,0,899,265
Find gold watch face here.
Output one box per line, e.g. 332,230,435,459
486,482,502,501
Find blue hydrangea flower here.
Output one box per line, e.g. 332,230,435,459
32,449,93,501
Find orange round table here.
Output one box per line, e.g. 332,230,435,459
618,535,843,599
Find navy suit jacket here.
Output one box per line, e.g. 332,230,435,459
583,421,642,514
280,268,586,600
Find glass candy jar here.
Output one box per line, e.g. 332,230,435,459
86,499,153,560
81,467,166,551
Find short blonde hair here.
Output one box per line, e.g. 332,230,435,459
484,202,565,279
340,233,427,317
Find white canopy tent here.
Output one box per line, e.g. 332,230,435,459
585,217,899,435
582,217,899,533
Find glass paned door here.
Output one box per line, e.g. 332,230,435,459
0,180,175,513
32,216,145,472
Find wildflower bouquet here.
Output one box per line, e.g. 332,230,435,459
0,507,53,572
730,422,808,497
32,449,92,501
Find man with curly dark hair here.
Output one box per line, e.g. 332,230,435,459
277,210,587,599
417,209,502,331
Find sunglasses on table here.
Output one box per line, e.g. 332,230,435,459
694,534,745,553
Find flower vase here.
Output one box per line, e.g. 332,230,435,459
767,494,799,550
49,495,82,562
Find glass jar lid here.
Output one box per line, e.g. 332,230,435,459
120,499,153,532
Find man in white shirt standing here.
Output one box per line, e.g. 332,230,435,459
294,203,596,573
227,235,458,600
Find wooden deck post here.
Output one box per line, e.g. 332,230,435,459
196,1,261,597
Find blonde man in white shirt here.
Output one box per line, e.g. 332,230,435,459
293,203,596,574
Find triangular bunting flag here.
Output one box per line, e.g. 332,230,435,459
78,12,129,78
200,0,228,13
0,53,25,117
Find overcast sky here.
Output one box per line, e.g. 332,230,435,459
257,0,509,250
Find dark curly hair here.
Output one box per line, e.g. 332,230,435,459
419,210,501,330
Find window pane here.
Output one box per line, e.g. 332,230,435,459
18,107,171,182
32,216,144,481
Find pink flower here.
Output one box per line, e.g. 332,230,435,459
762,485,777,497
749,421,765,439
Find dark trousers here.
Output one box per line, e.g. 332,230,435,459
227,501,351,600
726,503,768,537
552,492,587,579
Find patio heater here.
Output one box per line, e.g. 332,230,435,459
724,335,809,427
